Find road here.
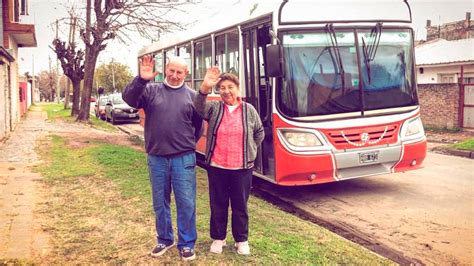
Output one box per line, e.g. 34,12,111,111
254,151,473,265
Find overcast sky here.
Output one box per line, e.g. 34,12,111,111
18,0,473,76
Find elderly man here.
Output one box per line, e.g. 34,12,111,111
123,55,202,261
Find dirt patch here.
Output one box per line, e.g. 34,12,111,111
59,132,145,152
425,129,474,144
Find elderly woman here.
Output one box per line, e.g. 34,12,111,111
194,67,264,255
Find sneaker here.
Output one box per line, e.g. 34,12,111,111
235,241,250,255
180,247,196,261
150,242,175,257
210,239,226,254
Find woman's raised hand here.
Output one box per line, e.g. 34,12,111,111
200,66,221,94
139,54,159,81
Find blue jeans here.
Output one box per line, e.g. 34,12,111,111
147,152,197,250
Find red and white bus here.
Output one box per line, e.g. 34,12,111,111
137,0,427,186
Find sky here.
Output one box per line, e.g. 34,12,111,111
18,0,474,77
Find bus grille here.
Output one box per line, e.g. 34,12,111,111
325,124,399,150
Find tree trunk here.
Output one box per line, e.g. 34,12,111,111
76,47,99,121
71,79,81,116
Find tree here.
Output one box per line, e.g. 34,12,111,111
37,70,58,102
75,0,191,122
52,38,85,115
94,61,133,94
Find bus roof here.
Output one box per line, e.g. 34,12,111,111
138,2,278,57
138,0,412,57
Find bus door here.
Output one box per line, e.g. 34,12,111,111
242,21,275,178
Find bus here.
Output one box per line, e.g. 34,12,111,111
137,0,427,186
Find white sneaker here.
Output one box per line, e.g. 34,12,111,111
235,241,250,255
210,239,226,254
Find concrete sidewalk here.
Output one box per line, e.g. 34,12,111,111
0,106,50,260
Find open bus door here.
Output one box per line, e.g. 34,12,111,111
242,20,275,179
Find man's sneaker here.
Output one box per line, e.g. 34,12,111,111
235,241,250,255
210,239,226,254
180,247,196,261
150,242,175,257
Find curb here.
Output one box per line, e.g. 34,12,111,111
444,148,474,159
116,125,144,141
429,142,473,159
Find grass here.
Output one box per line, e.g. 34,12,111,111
39,102,117,132
33,133,393,265
448,138,474,151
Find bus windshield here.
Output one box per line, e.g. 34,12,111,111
278,28,418,118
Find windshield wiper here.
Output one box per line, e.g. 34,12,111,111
362,22,383,84
325,24,345,91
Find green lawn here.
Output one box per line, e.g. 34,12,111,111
33,133,393,265
448,138,474,151
39,102,117,132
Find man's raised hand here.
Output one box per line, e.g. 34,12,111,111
139,54,159,81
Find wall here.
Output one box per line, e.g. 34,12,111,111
416,64,474,84
426,17,474,41
6,37,19,125
418,83,460,129
0,63,7,140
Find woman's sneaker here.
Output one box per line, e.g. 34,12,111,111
235,241,250,255
150,242,175,257
180,247,196,261
210,239,226,254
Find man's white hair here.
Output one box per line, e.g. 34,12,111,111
166,56,188,70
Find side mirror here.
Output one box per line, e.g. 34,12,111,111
265,44,284,78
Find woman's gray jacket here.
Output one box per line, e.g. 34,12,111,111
194,92,265,169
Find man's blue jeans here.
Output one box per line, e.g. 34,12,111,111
147,152,197,250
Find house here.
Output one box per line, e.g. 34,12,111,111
415,38,474,84
415,38,474,129
0,0,37,142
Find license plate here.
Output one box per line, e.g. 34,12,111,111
359,151,379,163
129,113,136,118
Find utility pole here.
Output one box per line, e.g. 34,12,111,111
111,58,116,92
64,15,76,109
48,56,54,101
55,19,60,103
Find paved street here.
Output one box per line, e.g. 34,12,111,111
255,151,474,265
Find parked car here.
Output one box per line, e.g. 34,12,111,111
94,96,108,120
105,93,139,125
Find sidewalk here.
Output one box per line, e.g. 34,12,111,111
0,105,119,261
0,106,50,260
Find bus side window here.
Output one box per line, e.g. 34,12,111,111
178,44,192,86
194,38,212,91
154,53,164,82
215,29,239,93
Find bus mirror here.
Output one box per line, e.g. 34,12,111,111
266,44,283,78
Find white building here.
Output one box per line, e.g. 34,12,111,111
415,38,474,84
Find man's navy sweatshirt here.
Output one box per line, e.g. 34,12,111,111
122,76,202,157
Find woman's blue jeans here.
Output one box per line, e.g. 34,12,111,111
147,152,197,250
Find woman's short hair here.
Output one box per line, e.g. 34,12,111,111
216,73,239,88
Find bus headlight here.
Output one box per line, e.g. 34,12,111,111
400,117,425,141
283,131,322,147
277,128,328,153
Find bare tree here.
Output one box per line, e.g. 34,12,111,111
75,0,191,122
52,39,85,116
